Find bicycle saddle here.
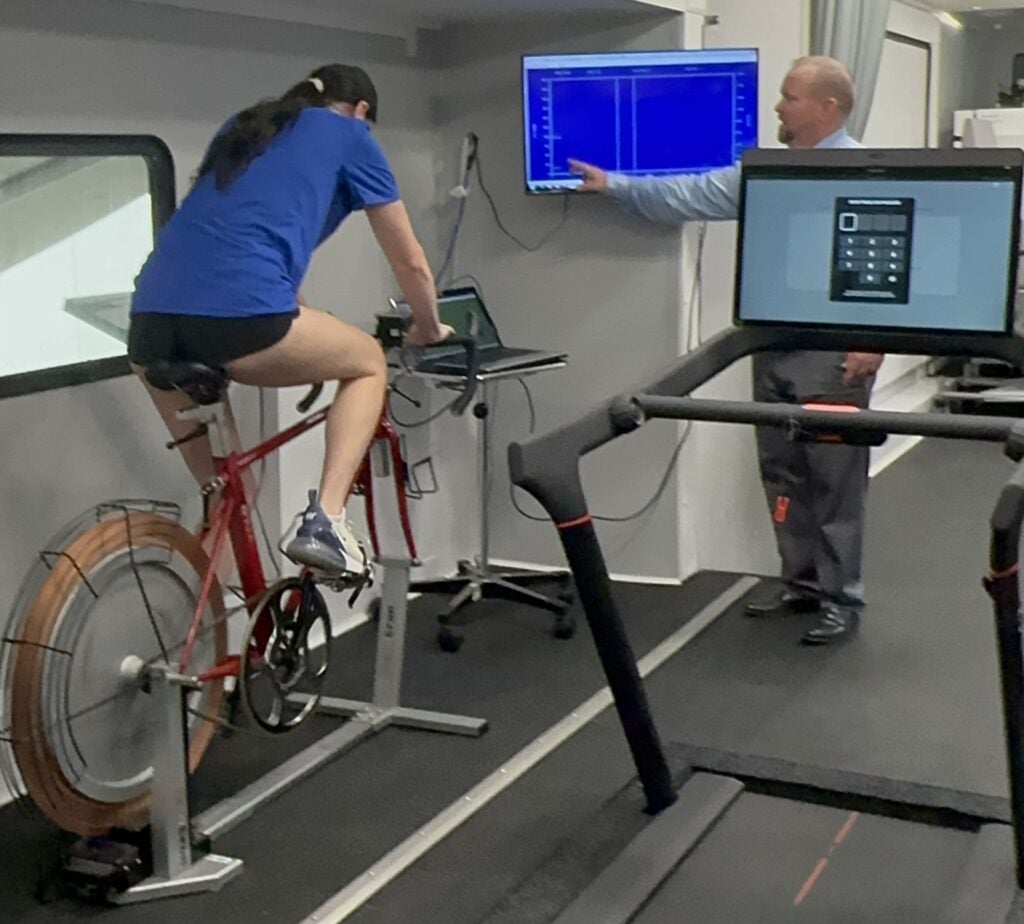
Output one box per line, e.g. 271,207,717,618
143,361,229,405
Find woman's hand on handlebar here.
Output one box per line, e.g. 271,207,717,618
404,321,455,348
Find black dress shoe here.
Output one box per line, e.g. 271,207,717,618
801,605,859,645
745,587,820,618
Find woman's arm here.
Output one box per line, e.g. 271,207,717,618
365,201,449,346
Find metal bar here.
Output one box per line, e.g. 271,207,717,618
373,562,411,709
194,719,388,841
478,379,491,569
180,493,236,673
986,460,1024,888
633,396,1020,442
113,854,243,904
300,697,486,736
382,417,419,560
385,706,487,735
233,407,330,473
149,678,192,881
558,518,675,814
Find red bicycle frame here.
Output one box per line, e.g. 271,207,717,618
178,403,418,681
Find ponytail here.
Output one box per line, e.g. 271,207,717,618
198,64,379,189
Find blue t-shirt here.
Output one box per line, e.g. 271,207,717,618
132,108,400,317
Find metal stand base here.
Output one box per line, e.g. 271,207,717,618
193,556,487,846
112,549,486,904
112,854,243,904
411,374,576,649
316,697,488,736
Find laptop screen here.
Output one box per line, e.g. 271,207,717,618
417,288,502,359
735,149,1022,336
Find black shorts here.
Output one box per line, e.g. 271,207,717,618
127,310,297,368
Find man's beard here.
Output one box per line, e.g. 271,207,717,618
777,123,794,145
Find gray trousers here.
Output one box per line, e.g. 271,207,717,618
752,351,874,608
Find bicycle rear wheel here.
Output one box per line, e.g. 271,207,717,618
2,502,227,836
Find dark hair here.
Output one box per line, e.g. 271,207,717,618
198,64,379,189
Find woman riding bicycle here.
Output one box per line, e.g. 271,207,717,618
127,63,452,581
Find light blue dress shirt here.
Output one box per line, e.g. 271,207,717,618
604,127,862,224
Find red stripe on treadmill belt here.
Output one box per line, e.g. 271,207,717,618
793,812,859,907
793,858,829,907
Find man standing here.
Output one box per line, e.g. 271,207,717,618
570,56,882,644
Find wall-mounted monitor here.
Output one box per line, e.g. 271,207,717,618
521,48,758,194
735,148,1023,336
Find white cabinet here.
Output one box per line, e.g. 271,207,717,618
954,107,1024,150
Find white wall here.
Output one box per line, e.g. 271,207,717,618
861,2,941,397
686,0,809,579
427,11,692,581
885,2,941,148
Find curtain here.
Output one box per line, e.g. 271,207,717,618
811,0,892,140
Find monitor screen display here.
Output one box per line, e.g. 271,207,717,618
521,49,758,194
735,150,1022,336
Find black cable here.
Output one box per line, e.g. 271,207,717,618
387,384,458,428
448,272,487,304
589,220,706,522
685,222,708,351
508,426,692,525
474,151,570,252
517,377,536,433
507,223,707,526
509,483,549,523
593,426,691,522
436,172,470,286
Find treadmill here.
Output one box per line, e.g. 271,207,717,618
505,147,1024,923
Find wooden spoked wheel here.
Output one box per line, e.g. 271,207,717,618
5,507,227,836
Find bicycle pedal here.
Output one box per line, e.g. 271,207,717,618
309,567,370,593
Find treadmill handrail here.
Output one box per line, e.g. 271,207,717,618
624,395,1024,444
509,325,1024,523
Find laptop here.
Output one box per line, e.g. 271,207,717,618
399,286,567,375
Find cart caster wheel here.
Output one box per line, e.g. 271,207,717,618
553,613,576,640
437,626,464,653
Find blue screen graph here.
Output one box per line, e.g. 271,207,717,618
522,49,758,194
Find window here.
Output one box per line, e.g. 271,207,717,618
0,135,174,399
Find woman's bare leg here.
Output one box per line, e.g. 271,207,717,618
225,305,386,516
131,363,253,495
131,364,220,487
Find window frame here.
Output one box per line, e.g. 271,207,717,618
0,133,175,400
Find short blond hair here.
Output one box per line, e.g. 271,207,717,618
790,55,855,116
